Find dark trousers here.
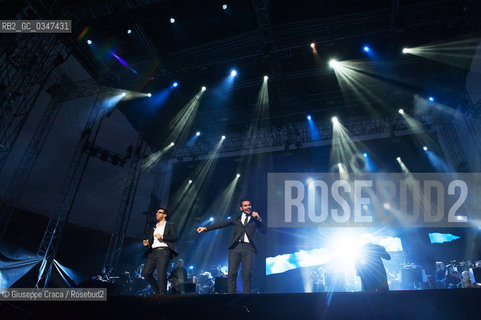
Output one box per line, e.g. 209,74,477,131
142,248,171,294
228,243,255,294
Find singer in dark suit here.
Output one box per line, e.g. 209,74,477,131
197,197,267,293
142,207,178,294
355,242,391,292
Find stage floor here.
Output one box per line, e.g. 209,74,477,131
2,290,479,319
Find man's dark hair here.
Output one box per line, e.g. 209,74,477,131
157,207,168,215
239,197,251,206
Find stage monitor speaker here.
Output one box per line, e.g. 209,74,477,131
473,267,481,283
180,282,196,293
214,277,228,293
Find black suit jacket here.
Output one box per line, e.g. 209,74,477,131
205,214,267,253
143,221,179,258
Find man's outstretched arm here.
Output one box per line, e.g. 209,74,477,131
197,219,232,233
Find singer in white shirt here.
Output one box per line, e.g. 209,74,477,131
142,207,178,294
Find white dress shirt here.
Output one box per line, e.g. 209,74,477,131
152,222,168,248
241,213,251,243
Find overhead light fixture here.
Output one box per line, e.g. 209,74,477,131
328,59,339,68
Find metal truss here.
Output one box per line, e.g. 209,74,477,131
146,0,481,77
390,0,400,31
83,142,132,167
140,158,175,246
252,0,289,116
438,124,471,172
103,133,146,276
0,94,64,239
171,112,436,161
0,73,121,239
25,0,168,82
36,89,114,287
456,89,481,161
0,32,69,172
252,0,273,48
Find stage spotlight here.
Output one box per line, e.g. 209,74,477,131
402,48,410,54
196,131,201,136
328,59,339,68
221,135,226,140
189,265,194,270
222,4,227,10
383,203,391,210
363,45,370,53
423,146,428,151
428,96,435,102
236,173,240,178
201,86,206,91
227,216,231,219
398,109,404,114
230,69,237,77
337,163,342,167
307,115,312,121
188,180,192,184
127,29,132,34
172,82,178,87
396,157,401,162
310,42,315,48
307,178,314,185
170,142,175,146
121,92,126,97
363,153,367,157
331,116,339,124
147,93,152,97
87,40,92,45
209,217,214,222
264,75,268,81
170,18,175,23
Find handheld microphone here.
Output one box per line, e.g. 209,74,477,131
251,210,260,221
